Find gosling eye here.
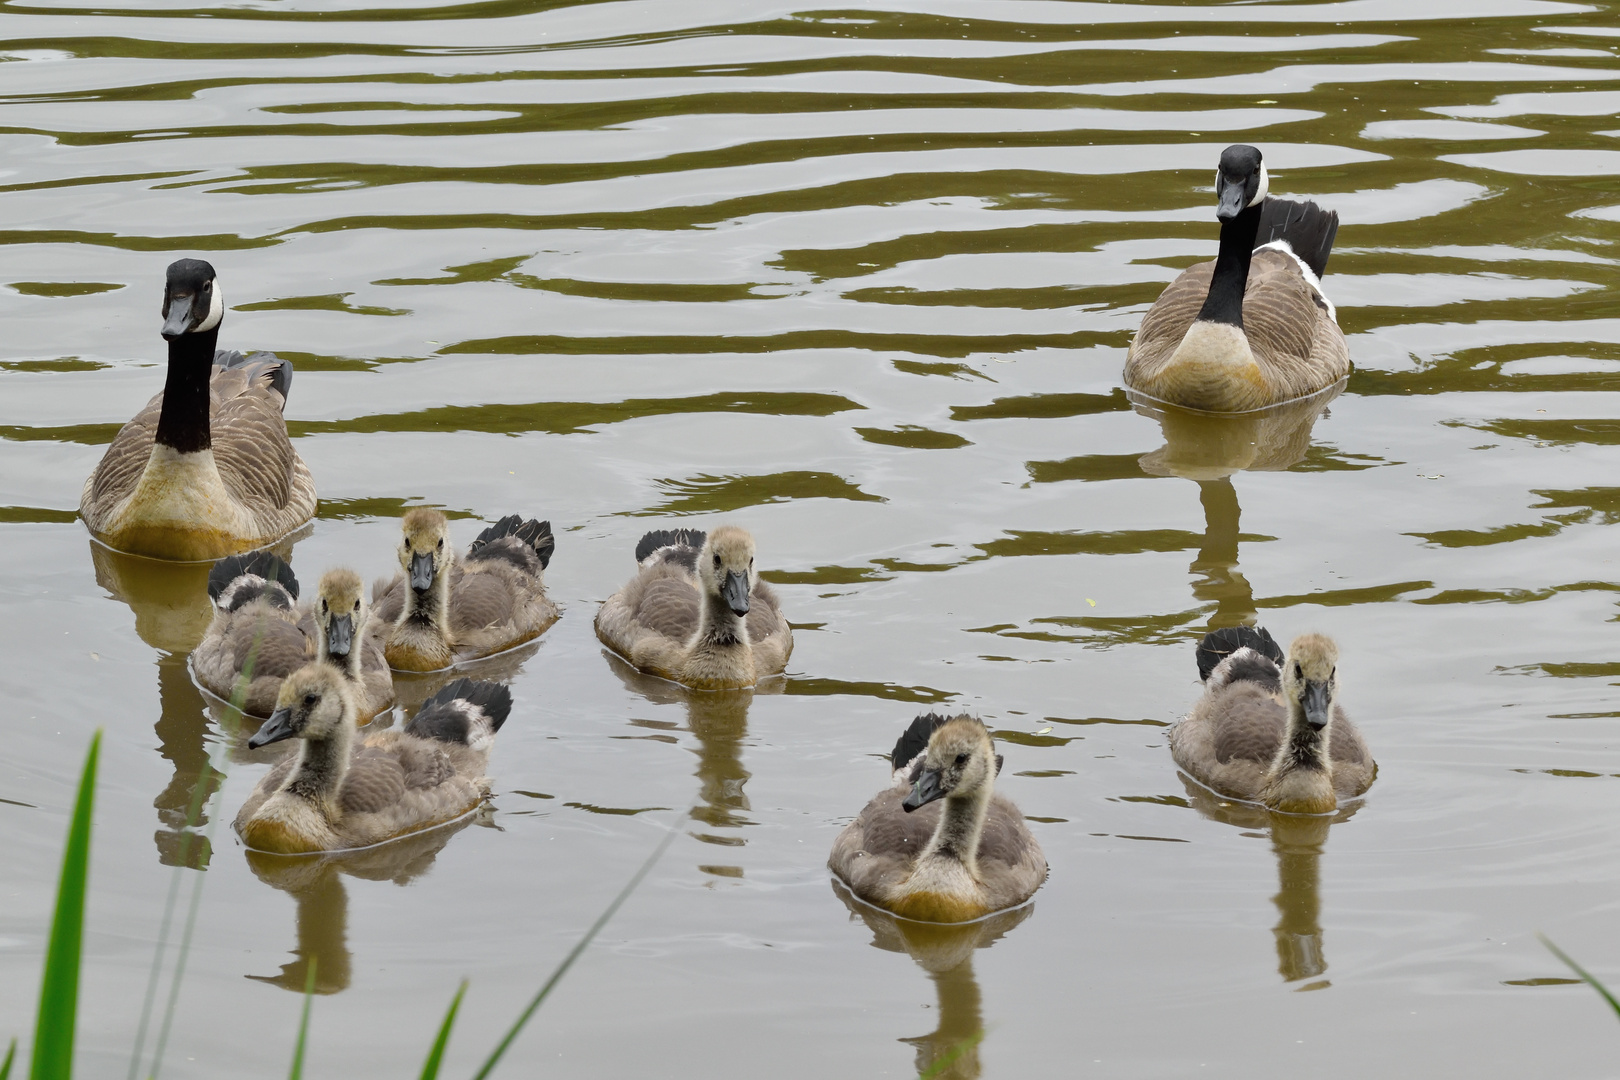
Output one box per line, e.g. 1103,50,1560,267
713,554,721,569
353,599,361,612
302,692,318,708
954,752,968,766
1293,662,1302,680
1329,666,1336,679
436,538,444,551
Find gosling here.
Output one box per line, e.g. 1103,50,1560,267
1169,627,1375,814
193,559,394,721
829,714,1047,923
594,526,792,690
192,551,310,717
233,665,511,853
376,509,559,672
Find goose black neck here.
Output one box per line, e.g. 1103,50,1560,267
1196,202,1264,329
154,328,220,454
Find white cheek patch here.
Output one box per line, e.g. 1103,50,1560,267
195,283,224,332
1248,163,1270,207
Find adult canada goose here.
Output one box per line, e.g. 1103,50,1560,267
234,667,512,854
1169,626,1375,814
829,714,1047,923
194,557,395,721
1123,145,1350,413
594,526,792,690
80,259,316,561
375,510,559,673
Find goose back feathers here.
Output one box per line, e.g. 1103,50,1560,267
80,260,316,561
234,665,510,854
375,509,560,672
594,525,792,689
830,714,1046,923
1170,629,1375,813
1124,146,1350,413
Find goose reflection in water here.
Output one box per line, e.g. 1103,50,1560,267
831,879,1033,1079
602,650,778,859
243,815,481,994
90,542,224,869
1132,381,1344,630
1178,776,1362,987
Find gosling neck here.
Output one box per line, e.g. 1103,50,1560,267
317,617,365,683
402,558,452,634
920,780,991,880
154,325,221,455
693,586,750,653
282,721,355,818
1195,202,1264,329
1272,697,1330,777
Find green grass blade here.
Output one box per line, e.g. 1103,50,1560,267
2,1038,18,1080
918,1030,984,1079
1540,934,1620,1021
30,730,101,1080
418,981,468,1080
469,819,681,1080
288,959,317,1080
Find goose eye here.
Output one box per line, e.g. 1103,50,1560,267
954,752,968,766
353,599,361,612
302,692,317,707
436,538,444,551
1293,663,1302,680
713,554,721,568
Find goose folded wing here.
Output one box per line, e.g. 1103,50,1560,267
338,749,408,814
634,577,701,641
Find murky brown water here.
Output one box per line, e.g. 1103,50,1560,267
3,0,1620,1075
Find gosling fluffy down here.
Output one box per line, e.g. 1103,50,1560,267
595,525,792,690
80,259,316,561
1169,627,1375,814
193,557,395,721
374,509,560,673
233,666,511,854
829,714,1047,923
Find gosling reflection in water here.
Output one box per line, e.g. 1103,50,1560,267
1133,383,1342,631
244,816,479,994
1178,777,1361,986
602,651,777,851
832,878,1032,1079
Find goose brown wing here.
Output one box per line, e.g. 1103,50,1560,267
85,394,162,508
1130,261,1215,368
1210,683,1287,764
975,796,1037,869
744,583,782,640
853,789,938,859
449,569,517,635
635,576,701,641
1241,251,1321,362
1329,705,1368,766
210,384,296,512
230,616,312,680
338,747,408,815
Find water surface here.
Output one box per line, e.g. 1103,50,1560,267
3,0,1620,1075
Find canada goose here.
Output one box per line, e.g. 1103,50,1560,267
374,510,559,673
194,559,395,721
80,259,316,561
192,551,310,717
594,526,793,690
1169,626,1375,814
234,667,511,854
1123,145,1349,413
829,714,1047,923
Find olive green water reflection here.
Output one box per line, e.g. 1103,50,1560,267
4,0,1620,1075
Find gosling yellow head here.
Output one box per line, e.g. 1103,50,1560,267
699,524,757,617
399,508,452,593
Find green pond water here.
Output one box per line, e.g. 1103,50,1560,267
2,0,1620,1075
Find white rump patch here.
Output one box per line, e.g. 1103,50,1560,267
196,284,224,332
1254,239,1336,322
